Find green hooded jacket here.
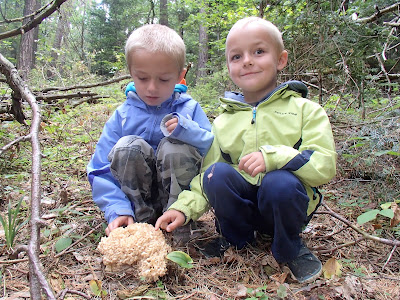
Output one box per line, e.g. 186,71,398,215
169,81,337,223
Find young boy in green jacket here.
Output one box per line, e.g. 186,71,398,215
155,17,337,283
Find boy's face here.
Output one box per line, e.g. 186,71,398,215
226,22,288,103
128,50,185,106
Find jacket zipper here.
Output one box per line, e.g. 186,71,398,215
251,106,256,124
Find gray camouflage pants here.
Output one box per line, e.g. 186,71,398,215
108,135,202,224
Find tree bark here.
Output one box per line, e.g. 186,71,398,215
18,0,39,80
259,0,267,18
47,0,72,78
160,0,168,26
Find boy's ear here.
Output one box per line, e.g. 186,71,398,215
178,68,187,83
277,50,288,71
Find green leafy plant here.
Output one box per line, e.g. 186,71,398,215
89,279,107,298
0,198,28,249
245,285,270,300
166,251,194,269
357,201,398,225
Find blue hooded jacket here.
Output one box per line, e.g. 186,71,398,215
87,82,213,223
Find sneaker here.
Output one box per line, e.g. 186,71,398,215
195,236,231,258
172,221,200,246
287,244,322,283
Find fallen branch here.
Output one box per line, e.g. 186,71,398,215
0,53,56,299
54,223,103,258
36,91,98,102
0,134,31,156
40,74,131,92
57,289,91,300
315,237,366,254
316,202,400,247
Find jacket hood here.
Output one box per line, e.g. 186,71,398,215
124,81,191,110
125,81,188,96
222,80,308,111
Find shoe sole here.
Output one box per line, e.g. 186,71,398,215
288,265,322,283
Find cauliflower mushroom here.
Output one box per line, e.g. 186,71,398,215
97,223,172,282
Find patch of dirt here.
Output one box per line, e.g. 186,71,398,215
1,179,399,299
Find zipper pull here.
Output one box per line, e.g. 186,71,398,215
251,107,256,124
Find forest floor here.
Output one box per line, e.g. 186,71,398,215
0,86,399,299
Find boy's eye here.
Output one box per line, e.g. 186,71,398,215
160,78,170,82
231,54,241,61
138,77,148,81
255,49,264,55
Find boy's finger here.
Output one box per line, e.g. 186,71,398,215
166,221,177,232
155,218,164,230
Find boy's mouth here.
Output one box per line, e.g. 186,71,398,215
241,71,260,77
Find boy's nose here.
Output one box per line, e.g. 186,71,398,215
243,53,253,66
147,80,157,92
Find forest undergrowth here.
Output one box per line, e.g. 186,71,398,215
0,80,399,299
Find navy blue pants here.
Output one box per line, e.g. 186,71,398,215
203,162,309,263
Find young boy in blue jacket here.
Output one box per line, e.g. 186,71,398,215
156,17,337,283
87,24,213,236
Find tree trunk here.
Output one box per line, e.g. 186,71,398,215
146,0,155,24
18,0,39,80
176,0,187,38
47,1,72,78
160,0,168,26
196,6,208,83
259,0,267,18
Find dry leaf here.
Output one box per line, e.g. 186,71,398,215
49,272,64,293
203,257,221,265
261,254,280,271
73,251,86,263
323,257,342,279
270,272,288,284
390,202,400,227
6,291,31,299
60,189,69,204
116,285,150,299
235,284,248,298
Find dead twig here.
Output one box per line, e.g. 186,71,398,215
382,245,398,271
0,134,31,156
54,223,103,258
0,53,56,300
314,237,366,254
316,202,400,247
57,289,91,299
40,74,131,93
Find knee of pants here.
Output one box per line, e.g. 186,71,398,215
202,163,248,208
108,135,153,163
259,170,309,208
203,162,235,190
156,137,201,163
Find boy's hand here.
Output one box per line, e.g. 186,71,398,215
165,117,178,133
155,210,185,232
105,215,134,236
239,151,266,177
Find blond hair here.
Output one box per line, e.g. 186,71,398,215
226,17,285,54
125,24,186,72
